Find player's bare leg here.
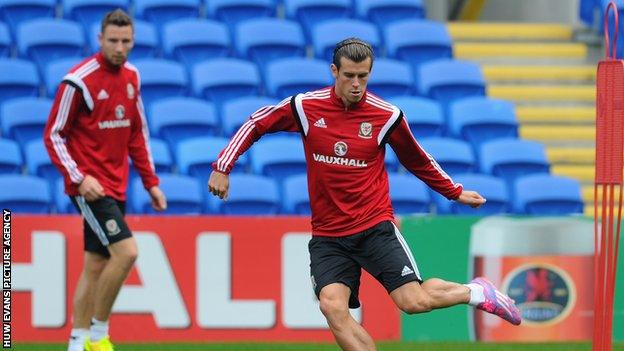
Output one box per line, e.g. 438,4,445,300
319,283,376,351
390,278,469,313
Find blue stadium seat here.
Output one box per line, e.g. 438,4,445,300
312,19,380,62
366,59,413,98
0,22,10,57
388,173,430,214
129,138,174,180
236,18,305,69
132,174,202,214
419,59,486,106
0,174,51,213
265,58,332,98
209,173,280,214
356,0,424,30
54,177,78,213
284,0,351,38
208,0,276,28
385,19,452,78
90,20,159,59
479,138,550,185
449,97,518,150
25,139,60,184
192,58,260,103
149,97,218,148
163,19,230,68
0,58,39,104
134,0,200,28
0,0,56,35
419,137,475,176
435,173,509,215
222,96,280,137
385,145,399,173
1,97,52,146
580,0,598,25
282,174,310,214
44,56,84,97
250,136,306,182
64,0,129,33
387,96,444,138
177,137,249,182
134,59,188,107
18,19,85,74
0,139,22,174
514,174,584,215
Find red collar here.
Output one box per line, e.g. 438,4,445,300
330,86,367,110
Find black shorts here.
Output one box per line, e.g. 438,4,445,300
71,196,132,258
308,220,423,309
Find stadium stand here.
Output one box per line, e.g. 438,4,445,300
0,58,39,104
1,97,52,146
162,19,230,68
0,174,51,213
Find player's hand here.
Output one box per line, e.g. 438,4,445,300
208,171,229,200
148,186,167,211
456,190,486,208
78,175,106,202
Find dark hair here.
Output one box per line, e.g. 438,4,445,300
332,37,374,70
101,9,133,33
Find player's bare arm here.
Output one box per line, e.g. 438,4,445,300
148,186,167,211
456,190,486,208
208,171,230,200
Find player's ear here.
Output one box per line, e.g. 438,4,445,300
330,64,338,79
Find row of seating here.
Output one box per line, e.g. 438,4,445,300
0,172,584,215
0,95,516,149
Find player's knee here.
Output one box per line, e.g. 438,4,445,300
399,297,432,314
111,247,138,268
319,296,349,321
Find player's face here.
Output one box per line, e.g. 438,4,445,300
99,24,134,67
331,57,372,106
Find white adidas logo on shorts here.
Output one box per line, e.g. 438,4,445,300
401,265,414,277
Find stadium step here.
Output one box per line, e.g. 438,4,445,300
520,125,595,142
447,22,573,41
454,43,587,60
547,146,595,164
552,165,594,183
584,203,624,217
515,106,595,124
482,65,596,82
488,85,595,102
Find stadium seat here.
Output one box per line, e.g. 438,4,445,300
0,58,39,104
44,56,84,97
18,19,85,74
64,0,129,33
385,145,399,173
133,59,188,107
388,173,431,214
222,96,280,137
235,18,305,69
129,138,174,179
385,19,452,78
250,136,306,182
149,97,219,148
419,59,486,107
25,139,60,184
0,174,51,213
356,0,425,30
514,174,584,215
134,0,200,28
435,173,509,214
208,0,276,28
282,174,310,214
162,19,230,68
479,138,550,185
265,58,332,98
418,137,475,176
284,0,351,38
132,174,202,214
449,97,518,150
0,139,22,174
387,96,444,138
580,0,597,25
192,58,260,103
312,19,380,62
209,173,280,214
366,59,413,98
0,0,56,35
90,20,159,59
1,97,52,146
54,177,78,213
0,22,10,57
177,136,249,182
